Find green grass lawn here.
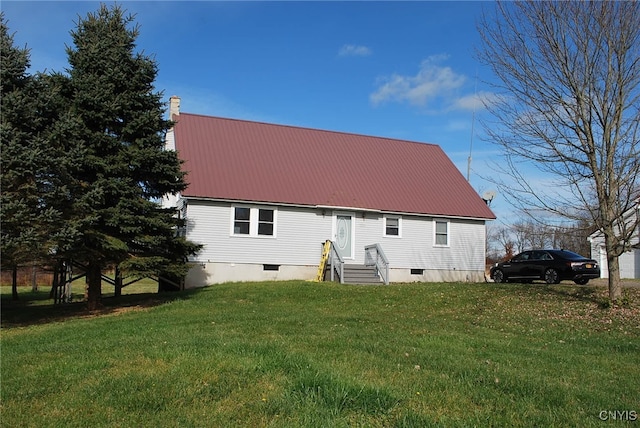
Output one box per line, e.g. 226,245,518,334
1,281,639,427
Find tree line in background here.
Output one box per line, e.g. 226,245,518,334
1,5,200,310
486,219,594,264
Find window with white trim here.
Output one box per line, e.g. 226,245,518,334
384,216,401,237
434,220,449,246
232,206,276,237
258,209,274,236
234,207,251,235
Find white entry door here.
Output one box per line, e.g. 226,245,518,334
334,213,354,259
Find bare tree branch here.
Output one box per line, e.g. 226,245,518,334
477,1,640,301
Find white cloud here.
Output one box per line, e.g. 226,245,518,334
451,91,501,112
339,44,372,57
370,55,466,108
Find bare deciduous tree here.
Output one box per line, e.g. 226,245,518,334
486,223,514,262
487,219,593,264
478,1,640,301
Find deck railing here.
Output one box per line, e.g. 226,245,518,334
364,243,390,285
328,241,344,284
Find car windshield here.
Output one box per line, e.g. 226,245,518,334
548,250,586,260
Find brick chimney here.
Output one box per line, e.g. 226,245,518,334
169,95,181,120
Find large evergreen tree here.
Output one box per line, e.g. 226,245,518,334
0,15,72,299
1,14,33,300
63,5,198,309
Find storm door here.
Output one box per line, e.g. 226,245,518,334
334,213,354,259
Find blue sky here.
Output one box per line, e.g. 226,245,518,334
3,1,512,220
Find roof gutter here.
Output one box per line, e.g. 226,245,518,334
179,195,495,221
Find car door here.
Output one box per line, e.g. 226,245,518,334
526,251,547,278
536,251,556,278
508,251,532,278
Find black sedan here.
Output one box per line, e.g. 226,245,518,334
490,249,600,285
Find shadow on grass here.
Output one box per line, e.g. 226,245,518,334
546,285,610,307
497,281,630,308
0,288,204,328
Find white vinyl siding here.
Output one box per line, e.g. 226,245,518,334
619,250,638,279
186,201,331,265
183,199,487,278
343,212,486,271
589,209,639,278
388,217,485,271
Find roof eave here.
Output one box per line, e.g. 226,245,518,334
180,195,495,221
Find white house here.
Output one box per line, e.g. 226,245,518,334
588,201,640,279
164,96,495,287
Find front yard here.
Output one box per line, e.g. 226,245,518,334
1,281,638,427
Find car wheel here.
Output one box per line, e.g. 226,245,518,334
493,269,506,283
544,268,560,284
574,278,589,285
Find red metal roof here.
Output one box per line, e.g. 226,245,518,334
172,113,495,220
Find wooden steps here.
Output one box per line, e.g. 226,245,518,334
342,264,381,285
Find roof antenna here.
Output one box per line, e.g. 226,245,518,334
466,72,478,182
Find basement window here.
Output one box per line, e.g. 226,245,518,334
411,269,424,275
263,264,280,271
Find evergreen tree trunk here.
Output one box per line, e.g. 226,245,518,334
49,261,60,300
114,266,122,298
11,265,19,301
86,261,102,310
31,263,38,292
